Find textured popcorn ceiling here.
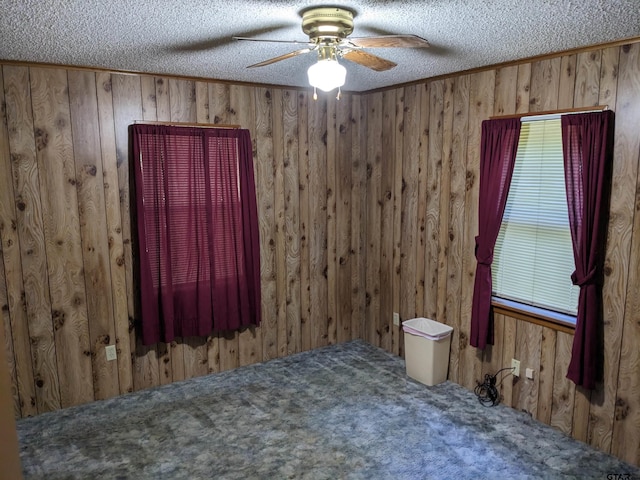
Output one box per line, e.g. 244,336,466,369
1,1,639,92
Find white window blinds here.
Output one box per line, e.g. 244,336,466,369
492,118,579,317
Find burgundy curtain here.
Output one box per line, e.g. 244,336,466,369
562,111,614,389
133,125,261,345
470,118,521,349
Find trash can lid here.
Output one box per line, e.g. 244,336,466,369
402,317,453,340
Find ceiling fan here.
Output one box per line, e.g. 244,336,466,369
233,6,430,95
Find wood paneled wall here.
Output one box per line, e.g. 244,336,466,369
361,42,640,466
0,66,367,417
1,40,639,468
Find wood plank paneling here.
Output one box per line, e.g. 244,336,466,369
110,73,140,395
254,86,277,361
308,96,329,350
445,76,467,383
611,42,640,466
6,66,61,414
350,95,366,343
335,96,352,344
379,90,395,353
282,90,301,354
297,91,312,353
68,70,120,401
2,41,640,468
0,66,37,417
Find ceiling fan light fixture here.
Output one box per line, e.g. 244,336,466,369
307,58,347,92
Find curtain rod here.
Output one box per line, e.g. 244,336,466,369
489,105,608,121
134,120,241,129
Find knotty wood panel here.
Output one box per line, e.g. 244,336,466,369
350,95,366,344
610,42,640,466
1,65,368,421
360,42,640,467
282,89,301,354
458,70,494,390
2,41,640,468
5,66,60,414
399,85,420,332
0,66,37,418
444,76,467,383
307,96,328,350
272,89,288,357
335,96,352,344
67,70,120,401
364,92,382,346
379,90,395,353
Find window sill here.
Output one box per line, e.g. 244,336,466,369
491,297,576,335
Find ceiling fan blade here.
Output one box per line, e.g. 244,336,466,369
342,50,397,72
233,37,313,46
247,48,313,68
346,34,430,48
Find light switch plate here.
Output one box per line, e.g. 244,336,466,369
393,312,400,326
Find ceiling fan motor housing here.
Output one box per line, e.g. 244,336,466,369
302,7,354,42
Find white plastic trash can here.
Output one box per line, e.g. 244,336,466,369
402,317,453,386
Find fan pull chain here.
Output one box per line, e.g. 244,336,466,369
313,87,318,101
336,87,341,100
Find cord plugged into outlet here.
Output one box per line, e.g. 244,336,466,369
511,359,520,377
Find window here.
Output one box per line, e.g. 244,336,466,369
133,125,261,345
491,118,578,324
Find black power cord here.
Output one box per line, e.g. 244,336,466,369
474,367,515,407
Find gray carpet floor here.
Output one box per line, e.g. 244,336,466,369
16,340,640,479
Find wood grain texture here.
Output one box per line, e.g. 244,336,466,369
254,87,277,361
444,76,467,383
610,42,640,465
550,331,576,434
391,89,404,355
512,322,542,417
30,67,93,409
0,246,19,417
365,93,382,346
529,58,561,112
282,89,301,354
272,89,288,357
574,50,602,107
230,84,262,368
335,96,352,344
133,74,161,390
459,70,494,390
99,73,138,392
350,95,366,344
67,69,119,400
432,80,448,330
587,45,623,455
2,42,640,468
399,85,420,332
110,73,141,395
7,66,61,414
557,55,577,109
432,78,458,382
0,66,37,417
325,99,337,347
420,84,437,321
379,90,395,353
536,327,557,424
297,91,312,353
307,97,328,349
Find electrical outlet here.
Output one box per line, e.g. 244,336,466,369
393,312,400,326
511,359,520,377
526,368,534,379
105,345,117,361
